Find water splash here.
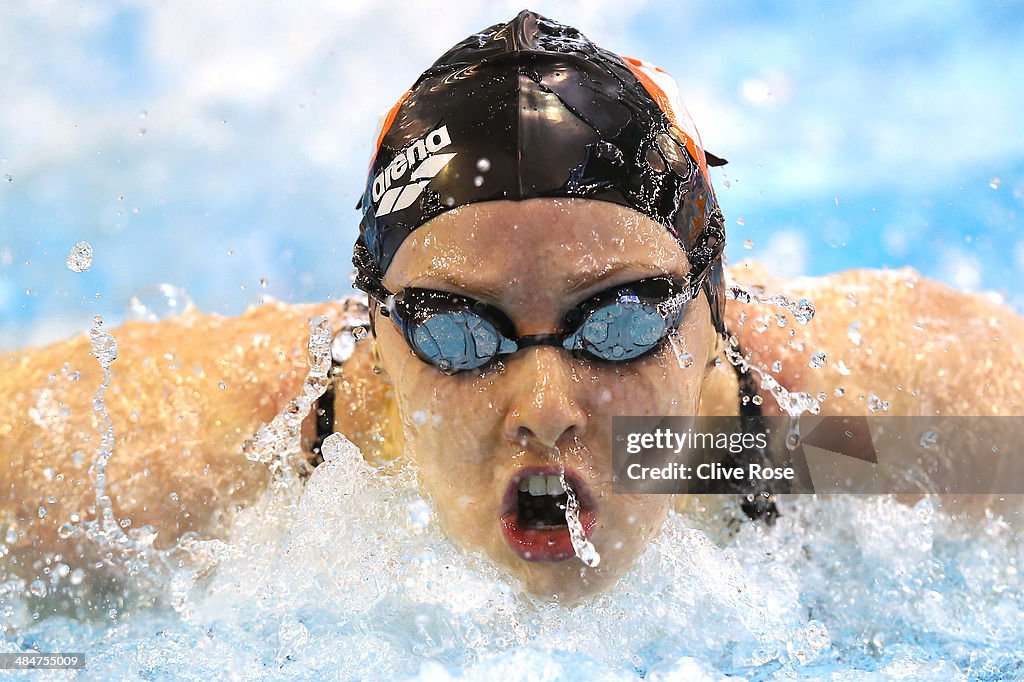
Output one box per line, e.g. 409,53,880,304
6,442,1024,679
723,338,819,419
87,316,126,540
727,283,816,325
241,316,333,485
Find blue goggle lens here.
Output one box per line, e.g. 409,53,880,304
561,297,671,361
410,310,514,372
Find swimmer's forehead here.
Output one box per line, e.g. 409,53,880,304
383,198,692,301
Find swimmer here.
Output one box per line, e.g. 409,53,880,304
2,11,1023,603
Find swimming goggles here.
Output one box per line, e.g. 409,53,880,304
366,264,713,375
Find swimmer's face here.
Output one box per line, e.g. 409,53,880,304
376,198,716,602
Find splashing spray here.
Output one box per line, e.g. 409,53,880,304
88,316,128,541
241,315,333,487
559,467,600,568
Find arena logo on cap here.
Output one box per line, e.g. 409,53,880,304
372,125,457,217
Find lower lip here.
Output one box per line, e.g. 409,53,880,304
500,509,597,562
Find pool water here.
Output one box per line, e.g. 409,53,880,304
3,431,1022,680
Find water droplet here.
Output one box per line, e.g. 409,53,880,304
772,360,782,372
473,175,484,187
989,177,1001,190
793,298,815,325
69,568,85,585
259,278,268,288
847,321,863,345
28,580,47,598
37,507,47,519
476,158,491,172
57,523,76,539
867,394,889,412
809,352,827,369
3,174,12,182
834,387,845,397
330,330,356,364
736,216,746,226
743,239,754,249
751,394,763,406
66,241,94,272
352,326,368,341
919,430,938,449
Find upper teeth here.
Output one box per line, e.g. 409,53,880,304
519,474,566,496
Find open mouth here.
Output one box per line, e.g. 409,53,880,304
500,466,597,562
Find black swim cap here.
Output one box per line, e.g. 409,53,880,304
353,10,728,336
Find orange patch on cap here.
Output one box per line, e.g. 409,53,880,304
620,56,710,184
368,88,413,170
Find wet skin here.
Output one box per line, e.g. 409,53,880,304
375,198,718,601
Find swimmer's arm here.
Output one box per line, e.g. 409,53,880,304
0,301,360,558
724,261,1024,417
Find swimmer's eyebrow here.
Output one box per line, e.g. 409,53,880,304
565,262,690,297
404,274,503,301
407,262,690,301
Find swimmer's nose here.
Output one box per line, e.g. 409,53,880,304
502,346,587,448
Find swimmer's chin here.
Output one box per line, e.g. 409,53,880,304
504,558,619,605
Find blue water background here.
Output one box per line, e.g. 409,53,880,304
1,0,1022,349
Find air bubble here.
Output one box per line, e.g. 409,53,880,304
476,158,491,172
127,284,194,321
